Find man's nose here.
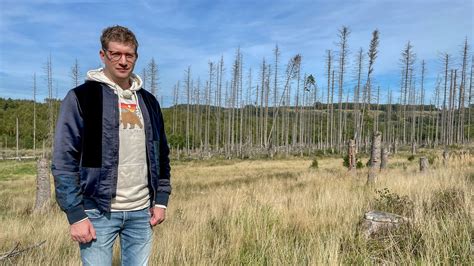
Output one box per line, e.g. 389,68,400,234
118,55,128,65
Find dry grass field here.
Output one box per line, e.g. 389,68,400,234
0,150,472,265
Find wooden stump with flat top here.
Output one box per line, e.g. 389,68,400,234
420,157,429,172
359,210,409,239
348,139,356,171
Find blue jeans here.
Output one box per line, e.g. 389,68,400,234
79,208,153,266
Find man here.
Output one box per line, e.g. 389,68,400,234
52,25,171,265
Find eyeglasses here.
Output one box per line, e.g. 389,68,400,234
103,48,137,63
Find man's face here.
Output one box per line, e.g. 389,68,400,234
100,41,137,82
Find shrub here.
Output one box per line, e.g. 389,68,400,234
407,155,415,161
342,155,349,168
310,158,319,169
372,188,414,217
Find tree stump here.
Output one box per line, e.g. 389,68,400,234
359,210,408,239
367,132,381,184
380,147,389,170
34,158,51,213
442,150,449,166
348,139,356,171
420,157,429,172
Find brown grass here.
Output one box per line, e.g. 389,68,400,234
0,151,472,265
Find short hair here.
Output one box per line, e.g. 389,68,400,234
100,25,139,52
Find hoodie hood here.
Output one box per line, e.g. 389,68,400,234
86,68,143,93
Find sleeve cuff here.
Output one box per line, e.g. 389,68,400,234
155,204,167,209
72,217,89,224
155,192,170,206
66,205,87,225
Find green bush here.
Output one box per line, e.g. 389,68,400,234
343,155,363,169
372,188,414,217
342,155,349,168
407,155,415,161
310,158,319,168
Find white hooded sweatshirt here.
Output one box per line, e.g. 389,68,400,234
86,68,150,211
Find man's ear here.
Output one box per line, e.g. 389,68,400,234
99,49,105,63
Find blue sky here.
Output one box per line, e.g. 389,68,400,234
0,0,472,107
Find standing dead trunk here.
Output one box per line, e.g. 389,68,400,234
34,158,50,213
419,157,429,172
442,149,449,166
411,141,416,155
367,131,381,184
348,139,356,171
380,147,388,170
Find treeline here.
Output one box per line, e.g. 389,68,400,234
1,97,472,154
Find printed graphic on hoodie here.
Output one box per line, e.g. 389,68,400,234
120,102,143,129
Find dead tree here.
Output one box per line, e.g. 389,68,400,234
419,157,429,172
442,149,449,166
148,58,159,98
326,50,333,149
367,131,381,184
348,139,356,171
337,26,350,150
380,146,389,170
34,158,50,213
400,42,416,144
33,73,37,155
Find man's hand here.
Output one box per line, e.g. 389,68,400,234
149,207,166,226
70,219,96,244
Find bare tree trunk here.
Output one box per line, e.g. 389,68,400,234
33,73,37,156
348,139,356,171
273,45,280,148
354,48,364,149
419,60,426,145
215,56,224,151
367,30,380,132
16,116,19,159
380,146,388,170
71,58,80,88
458,38,469,143
441,54,450,145
185,66,191,155
330,70,335,150
337,26,350,150
46,54,54,158
34,158,50,213
148,58,159,98
367,131,381,184
326,50,332,149
468,57,473,143
434,77,441,146
419,157,429,172
401,42,415,145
